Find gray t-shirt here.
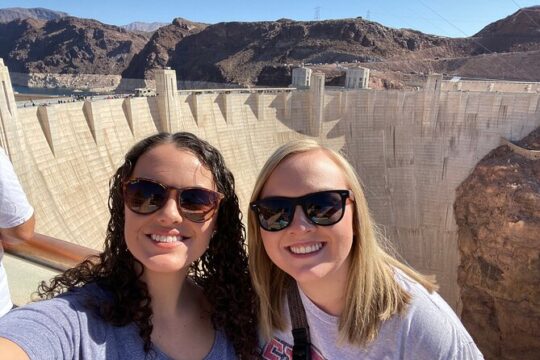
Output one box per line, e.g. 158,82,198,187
0,283,236,359
259,270,484,359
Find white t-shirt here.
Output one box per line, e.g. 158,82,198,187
259,270,484,359
0,147,34,316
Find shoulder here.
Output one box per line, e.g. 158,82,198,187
0,282,108,328
394,270,461,327
390,270,484,359
0,283,110,331
50,281,111,307
0,283,133,359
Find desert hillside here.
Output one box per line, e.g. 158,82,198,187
0,6,539,87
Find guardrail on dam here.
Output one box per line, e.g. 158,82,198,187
1,59,539,310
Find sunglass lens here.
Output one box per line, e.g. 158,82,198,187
255,198,293,231
125,180,167,214
304,192,344,225
179,189,220,222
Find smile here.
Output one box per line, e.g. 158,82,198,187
289,242,324,255
150,234,185,243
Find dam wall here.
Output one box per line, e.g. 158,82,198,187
2,60,539,310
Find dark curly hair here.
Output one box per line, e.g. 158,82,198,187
37,132,258,358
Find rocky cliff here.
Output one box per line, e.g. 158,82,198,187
0,17,148,75
473,6,540,53
454,127,540,360
1,7,539,87
122,18,207,80
165,18,456,85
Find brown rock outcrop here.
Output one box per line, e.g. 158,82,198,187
167,18,452,85
2,7,540,86
0,17,148,75
121,18,206,80
454,127,540,360
473,6,540,53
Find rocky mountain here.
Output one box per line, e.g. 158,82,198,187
348,6,540,86
0,7,67,23
160,18,459,85
475,6,540,37
455,127,540,359
472,6,540,53
123,6,540,86
0,7,539,87
121,21,168,33
0,17,149,74
122,18,207,79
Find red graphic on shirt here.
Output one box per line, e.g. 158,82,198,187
261,337,326,360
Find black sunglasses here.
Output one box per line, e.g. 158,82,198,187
250,190,353,232
123,178,224,223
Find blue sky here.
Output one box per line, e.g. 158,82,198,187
1,0,538,37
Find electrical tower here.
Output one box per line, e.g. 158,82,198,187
314,6,320,20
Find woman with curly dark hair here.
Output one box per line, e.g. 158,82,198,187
0,132,257,359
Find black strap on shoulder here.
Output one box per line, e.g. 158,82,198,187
287,278,311,360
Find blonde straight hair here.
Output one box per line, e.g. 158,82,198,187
248,139,438,345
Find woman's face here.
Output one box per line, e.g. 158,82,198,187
258,149,355,289
124,143,218,276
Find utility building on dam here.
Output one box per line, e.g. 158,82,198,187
0,58,539,312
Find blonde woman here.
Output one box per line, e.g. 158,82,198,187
248,139,483,359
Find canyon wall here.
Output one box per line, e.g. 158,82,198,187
455,129,539,360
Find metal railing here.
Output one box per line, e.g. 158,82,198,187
1,233,100,272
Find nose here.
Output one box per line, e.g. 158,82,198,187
156,194,183,224
287,205,315,233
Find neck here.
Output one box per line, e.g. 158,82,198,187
142,268,192,318
296,261,350,316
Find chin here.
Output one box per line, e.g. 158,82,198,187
285,265,334,285
141,256,191,274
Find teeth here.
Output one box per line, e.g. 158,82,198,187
289,243,323,255
150,234,183,243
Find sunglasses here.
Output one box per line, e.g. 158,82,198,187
123,178,224,223
250,190,353,232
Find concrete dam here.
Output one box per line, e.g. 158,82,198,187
1,59,539,310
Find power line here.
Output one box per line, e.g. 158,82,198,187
364,8,457,37
414,0,532,81
415,0,471,37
